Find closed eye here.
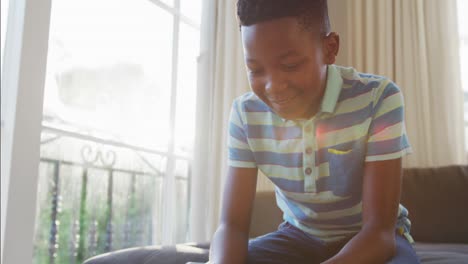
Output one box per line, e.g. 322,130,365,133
281,60,304,71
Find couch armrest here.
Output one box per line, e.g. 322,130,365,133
401,165,468,243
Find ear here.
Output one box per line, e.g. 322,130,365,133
323,32,340,64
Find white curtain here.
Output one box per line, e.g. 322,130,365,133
189,0,250,242
330,0,467,167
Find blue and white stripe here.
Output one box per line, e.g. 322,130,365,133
227,65,413,242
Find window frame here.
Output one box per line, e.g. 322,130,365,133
1,0,52,262
1,0,203,262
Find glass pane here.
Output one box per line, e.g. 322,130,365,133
174,22,200,156
54,164,85,264
160,0,174,7
1,0,10,124
150,177,164,245
83,168,110,258
0,0,9,72
180,0,202,25
43,0,174,151
159,0,174,7
32,163,54,264
175,159,190,178
111,172,159,249
34,130,166,262
458,0,468,37
173,178,189,243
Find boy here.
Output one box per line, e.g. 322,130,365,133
209,0,419,263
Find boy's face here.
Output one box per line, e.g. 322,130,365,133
241,17,338,120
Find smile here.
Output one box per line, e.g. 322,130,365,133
270,94,298,105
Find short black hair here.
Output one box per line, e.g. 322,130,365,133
236,0,330,34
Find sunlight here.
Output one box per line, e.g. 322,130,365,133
42,0,199,154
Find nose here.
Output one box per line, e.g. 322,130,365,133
265,75,287,93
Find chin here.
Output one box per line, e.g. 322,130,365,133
266,101,304,120
275,110,300,120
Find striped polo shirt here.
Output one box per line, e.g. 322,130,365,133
228,64,413,242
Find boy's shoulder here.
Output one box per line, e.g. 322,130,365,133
334,65,392,85
334,65,401,102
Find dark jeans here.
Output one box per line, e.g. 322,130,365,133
247,222,420,264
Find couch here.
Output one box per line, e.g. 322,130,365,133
85,165,468,264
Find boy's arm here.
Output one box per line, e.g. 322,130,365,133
209,166,258,264
322,158,402,264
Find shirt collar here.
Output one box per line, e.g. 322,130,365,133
320,64,343,114
280,64,343,123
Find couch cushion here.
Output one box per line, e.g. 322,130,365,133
413,242,468,263
401,165,468,243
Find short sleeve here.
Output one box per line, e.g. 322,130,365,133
365,81,412,162
227,99,257,168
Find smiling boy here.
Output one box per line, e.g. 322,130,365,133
208,0,419,263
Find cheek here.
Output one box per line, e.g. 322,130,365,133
290,70,312,90
249,78,265,94
302,63,322,85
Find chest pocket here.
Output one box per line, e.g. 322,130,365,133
326,145,365,196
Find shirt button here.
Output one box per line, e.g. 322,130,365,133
306,147,313,155
305,167,312,175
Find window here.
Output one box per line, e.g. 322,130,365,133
458,0,468,151
32,0,202,263
0,0,10,125
0,0,8,72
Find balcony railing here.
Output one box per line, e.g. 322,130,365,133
33,124,191,264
